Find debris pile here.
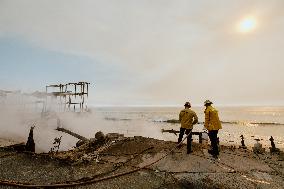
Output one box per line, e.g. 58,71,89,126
0,123,283,188
0,133,284,188
48,127,125,164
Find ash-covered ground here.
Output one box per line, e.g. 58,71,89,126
0,135,283,189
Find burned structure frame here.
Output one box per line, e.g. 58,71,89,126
45,82,90,112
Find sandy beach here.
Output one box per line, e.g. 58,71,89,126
0,135,283,189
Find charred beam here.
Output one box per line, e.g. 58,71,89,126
56,127,89,142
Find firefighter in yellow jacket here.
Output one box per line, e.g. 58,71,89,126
178,102,198,154
204,100,222,158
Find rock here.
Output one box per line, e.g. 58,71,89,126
95,131,105,141
253,140,265,154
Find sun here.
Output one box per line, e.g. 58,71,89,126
238,17,257,33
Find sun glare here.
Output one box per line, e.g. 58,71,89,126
238,17,257,33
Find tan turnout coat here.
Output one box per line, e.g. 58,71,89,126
179,108,198,129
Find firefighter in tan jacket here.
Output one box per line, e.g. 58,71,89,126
204,100,222,158
178,102,198,154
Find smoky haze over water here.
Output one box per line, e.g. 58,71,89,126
1,93,283,153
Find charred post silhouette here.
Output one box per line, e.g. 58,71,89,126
25,125,35,152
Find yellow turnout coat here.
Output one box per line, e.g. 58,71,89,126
204,105,222,131
179,108,198,129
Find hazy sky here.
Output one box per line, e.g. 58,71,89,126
0,0,284,106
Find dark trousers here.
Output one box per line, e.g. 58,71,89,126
208,130,219,155
178,128,192,152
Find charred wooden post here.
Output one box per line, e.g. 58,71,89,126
239,135,247,149
25,126,35,152
269,136,280,154
55,126,109,149
56,127,88,142
270,136,276,149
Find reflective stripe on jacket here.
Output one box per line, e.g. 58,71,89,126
204,105,222,130
179,108,198,129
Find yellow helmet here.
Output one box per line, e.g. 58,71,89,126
204,100,213,105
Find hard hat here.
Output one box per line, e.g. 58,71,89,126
184,102,191,107
204,100,213,105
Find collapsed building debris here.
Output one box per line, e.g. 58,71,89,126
56,126,91,148
53,126,126,163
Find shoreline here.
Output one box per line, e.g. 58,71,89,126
1,136,283,152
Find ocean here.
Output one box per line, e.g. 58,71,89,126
93,106,284,150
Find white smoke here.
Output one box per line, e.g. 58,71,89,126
0,92,113,152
